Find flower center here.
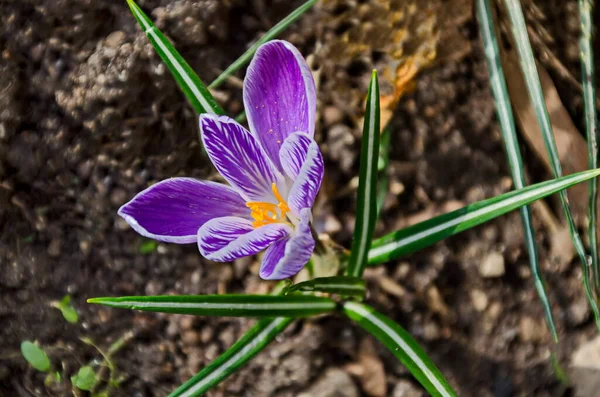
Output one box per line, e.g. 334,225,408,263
246,183,291,228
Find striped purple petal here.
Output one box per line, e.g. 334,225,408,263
259,208,314,280
243,40,316,172
281,133,324,216
197,216,291,262
118,178,249,244
200,114,285,203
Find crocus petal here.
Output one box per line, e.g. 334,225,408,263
118,178,250,244
244,40,316,171
197,216,291,262
259,208,314,280
279,131,311,179
200,114,285,202
283,134,324,215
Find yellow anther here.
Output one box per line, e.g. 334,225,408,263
246,183,290,228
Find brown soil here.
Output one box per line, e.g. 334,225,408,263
1,0,597,396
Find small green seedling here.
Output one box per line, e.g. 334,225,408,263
71,365,98,391
51,294,79,324
20,341,51,372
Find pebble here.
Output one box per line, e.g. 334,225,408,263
470,289,488,312
104,30,126,48
323,214,342,234
518,316,547,342
570,335,600,397
110,187,127,206
115,217,130,231
79,238,91,256
182,330,199,345
392,380,422,397
479,252,505,278
145,280,163,295
298,368,359,397
323,106,344,126
47,238,61,257
200,326,214,344
567,294,590,326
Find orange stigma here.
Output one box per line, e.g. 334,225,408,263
246,183,290,228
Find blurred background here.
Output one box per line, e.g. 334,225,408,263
1,0,600,395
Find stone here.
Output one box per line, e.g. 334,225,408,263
392,380,422,397
571,335,600,397
470,289,488,311
518,316,547,342
323,106,344,126
479,252,505,278
298,368,359,397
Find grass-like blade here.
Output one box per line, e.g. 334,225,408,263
347,71,381,278
285,276,366,297
87,294,336,317
475,0,556,342
343,302,457,397
578,0,599,289
368,169,600,264
208,0,317,89
126,0,224,115
169,317,293,397
504,0,600,329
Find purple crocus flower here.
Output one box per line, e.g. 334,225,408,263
118,40,323,280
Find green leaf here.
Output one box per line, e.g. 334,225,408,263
139,239,158,254
169,317,293,397
126,0,223,115
208,0,317,89
578,0,599,290
504,0,600,329
368,168,600,264
88,294,336,317
71,366,97,391
347,70,380,278
21,341,51,372
343,302,457,397
51,294,79,324
285,276,366,297
475,0,556,342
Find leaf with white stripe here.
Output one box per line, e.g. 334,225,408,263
126,0,223,115
87,294,336,317
343,302,458,397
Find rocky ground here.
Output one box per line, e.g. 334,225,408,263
1,0,599,396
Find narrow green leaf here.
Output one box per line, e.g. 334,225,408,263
208,0,317,89
578,0,599,289
343,302,457,397
285,276,366,297
21,341,51,372
368,169,600,264
52,295,79,324
475,0,556,342
347,70,381,278
71,366,97,391
88,294,336,317
126,0,224,115
504,0,600,329
169,317,293,397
